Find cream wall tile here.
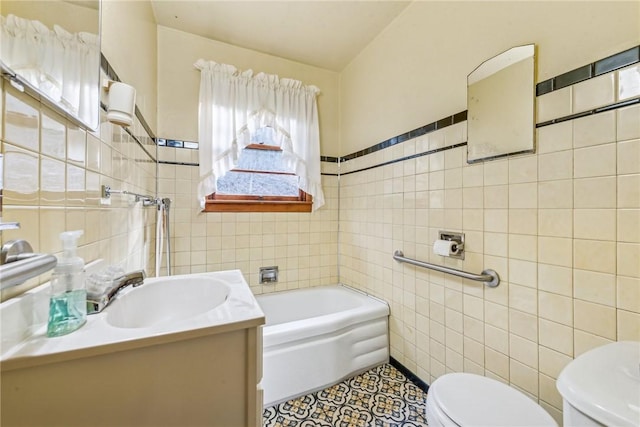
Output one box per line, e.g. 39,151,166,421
484,233,509,257
510,259,538,288
509,284,537,314
618,64,640,102
537,87,572,123
509,156,537,183
40,156,66,206
539,291,573,325
617,104,640,142
539,373,563,409
510,360,538,396
41,111,66,160
510,334,538,368
537,121,573,154
618,309,640,341
0,206,39,250
464,315,485,342
4,88,39,151
484,185,508,209
66,164,86,207
574,269,616,306
2,143,39,205
39,208,66,253
574,209,616,241
462,164,483,188
485,301,509,330
86,134,101,172
574,239,616,274
572,73,615,113
485,347,510,380
573,110,616,148
574,299,616,340
538,236,573,267
573,143,616,178
617,139,640,174
509,183,537,209
539,345,572,379
538,209,572,238
483,160,509,186
485,323,509,354
618,276,640,313
484,209,508,233
67,124,86,167
538,264,573,297
574,177,616,208
509,209,537,235
510,309,538,342
539,318,573,356
509,234,537,261
618,243,640,278
618,174,640,208
539,180,573,209
538,150,572,181
574,329,614,357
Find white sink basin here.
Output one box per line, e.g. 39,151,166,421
0,270,264,370
106,276,229,328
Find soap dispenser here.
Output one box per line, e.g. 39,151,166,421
47,230,87,337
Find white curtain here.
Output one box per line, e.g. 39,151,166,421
0,14,99,127
195,59,325,211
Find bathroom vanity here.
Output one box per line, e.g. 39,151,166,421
1,270,265,427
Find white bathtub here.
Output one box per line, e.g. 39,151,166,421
256,284,389,408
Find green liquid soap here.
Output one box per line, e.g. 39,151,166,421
47,289,87,337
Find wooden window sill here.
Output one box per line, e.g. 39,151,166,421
204,200,312,213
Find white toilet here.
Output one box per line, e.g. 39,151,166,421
557,341,640,427
426,373,557,427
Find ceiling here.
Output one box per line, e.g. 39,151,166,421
150,1,411,71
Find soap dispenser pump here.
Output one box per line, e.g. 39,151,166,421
47,230,87,337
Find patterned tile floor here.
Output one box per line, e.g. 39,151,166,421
263,364,428,426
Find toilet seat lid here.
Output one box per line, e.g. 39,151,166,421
430,373,557,427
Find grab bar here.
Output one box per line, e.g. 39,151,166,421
393,250,500,287
101,185,157,206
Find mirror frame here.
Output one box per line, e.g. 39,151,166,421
0,1,102,131
466,44,536,163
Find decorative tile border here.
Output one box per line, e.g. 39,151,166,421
157,138,199,149
340,110,467,162
536,45,639,95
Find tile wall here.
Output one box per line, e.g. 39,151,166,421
156,148,339,293
338,61,640,423
0,78,157,301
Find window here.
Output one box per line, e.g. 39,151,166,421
204,127,312,212
195,60,325,212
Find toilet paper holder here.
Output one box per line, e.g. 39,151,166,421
437,231,465,260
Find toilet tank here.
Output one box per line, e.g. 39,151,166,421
557,341,640,427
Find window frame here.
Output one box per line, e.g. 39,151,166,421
204,144,312,213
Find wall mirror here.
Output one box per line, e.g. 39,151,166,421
0,0,101,130
467,44,535,163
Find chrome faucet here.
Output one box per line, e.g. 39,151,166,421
86,270,146,314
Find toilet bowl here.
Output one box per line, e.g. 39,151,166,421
426,373,557,427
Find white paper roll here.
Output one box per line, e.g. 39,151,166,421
433,239,456,256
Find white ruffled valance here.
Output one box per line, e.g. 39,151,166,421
195,59,325,211
0,14,99,127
